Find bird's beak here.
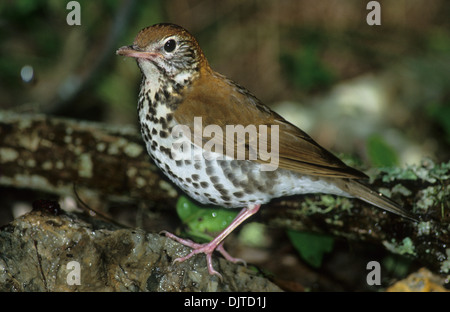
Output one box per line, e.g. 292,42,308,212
116,45,160,60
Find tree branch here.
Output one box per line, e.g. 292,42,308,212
0,110,177,203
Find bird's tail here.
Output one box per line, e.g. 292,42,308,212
335,179,417,221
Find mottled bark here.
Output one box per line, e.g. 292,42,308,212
0,110,178,204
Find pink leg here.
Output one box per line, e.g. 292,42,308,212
162,204,260,278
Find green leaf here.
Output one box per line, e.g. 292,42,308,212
286,230,334,268
367,134,399,168
175,196,238,243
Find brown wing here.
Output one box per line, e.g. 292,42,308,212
173,69,367,179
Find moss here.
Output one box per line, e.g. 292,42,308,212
416,184,450,213
391,184,412,196
417,221,432,236
383,237,416,256
378,159,450,184
380,167,418,182
440,249,450,274
300,195,353,215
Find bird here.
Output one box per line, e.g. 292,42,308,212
116,23,416,278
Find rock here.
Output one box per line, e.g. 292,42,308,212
0,208,281,292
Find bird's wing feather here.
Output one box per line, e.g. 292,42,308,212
173,70,367,179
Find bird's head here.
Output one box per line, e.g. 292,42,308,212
117,23,207,82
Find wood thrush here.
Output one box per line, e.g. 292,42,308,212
117,23,415,278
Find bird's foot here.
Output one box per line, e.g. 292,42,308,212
162,231,245,279
161,204,260,279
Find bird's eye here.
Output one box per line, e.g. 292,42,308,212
164,39,176,53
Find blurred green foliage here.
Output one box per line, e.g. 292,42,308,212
286,230,334,268
280,47,336,92
427,29,450,54
382,254,412,279
280,29,336,92
367,135,399,168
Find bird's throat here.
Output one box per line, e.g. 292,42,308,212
138,61,197,113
